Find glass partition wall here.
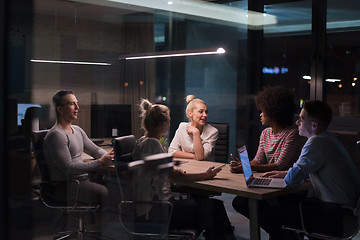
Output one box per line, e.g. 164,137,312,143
29,0,251,150
2,0,360,239
325,0,360,134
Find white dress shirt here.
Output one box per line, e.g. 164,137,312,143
168,122,218,161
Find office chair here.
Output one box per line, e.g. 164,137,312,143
32,130,109,240
112,135,136,173
118,153,200,240
207,122,230,163
111,135,136,204
282,197,360,240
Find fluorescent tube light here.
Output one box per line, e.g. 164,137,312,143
122,47,225,60
304,76,342,83
30,59,111,66
325,79,341,82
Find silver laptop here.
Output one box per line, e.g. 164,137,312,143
238,146,286,189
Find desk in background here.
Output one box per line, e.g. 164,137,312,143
82,140,115,179
82,138,114,160
175,158,312,240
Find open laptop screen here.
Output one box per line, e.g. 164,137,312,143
238,146,252,182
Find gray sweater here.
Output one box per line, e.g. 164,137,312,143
43,124,107,181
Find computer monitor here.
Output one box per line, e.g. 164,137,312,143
17,103,42,126
91,104,132,138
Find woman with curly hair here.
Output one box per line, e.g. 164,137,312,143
230,86,306,218
230,86,304,173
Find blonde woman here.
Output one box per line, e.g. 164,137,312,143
132,99,235,240
168,95,218,161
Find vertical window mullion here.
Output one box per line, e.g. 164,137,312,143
310,0,327,101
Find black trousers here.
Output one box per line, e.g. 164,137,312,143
260,199,354,240
259,204,304,240
169,198,235,240
68,178,109,206
232,192,307,240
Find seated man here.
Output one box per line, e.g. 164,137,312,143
43,90,114,206
260,100,360,240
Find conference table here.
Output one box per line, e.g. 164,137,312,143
174,158,311,240
84,144,311,240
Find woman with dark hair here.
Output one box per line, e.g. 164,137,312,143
230,86,305,218
230,86,304,173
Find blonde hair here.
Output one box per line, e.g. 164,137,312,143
185,95,206,119
139,99,170,136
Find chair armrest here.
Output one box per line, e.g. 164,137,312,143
40,179,83,209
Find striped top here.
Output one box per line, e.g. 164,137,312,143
254,127,305,170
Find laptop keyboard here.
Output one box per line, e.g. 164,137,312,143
252,178,271,186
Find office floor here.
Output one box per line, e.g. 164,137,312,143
32,193,360,240
214,193,269,240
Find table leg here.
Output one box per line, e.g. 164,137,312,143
248,198,261,240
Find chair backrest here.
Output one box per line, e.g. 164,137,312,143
124,153,174,201
112,135,136,170
32,130,68,205
300,198,360,239
31,130,50,181
119,154,174,238
112,135,136,201
143,153,174,175
208,122,229,163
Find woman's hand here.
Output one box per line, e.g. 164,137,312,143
202,166,221,179
230,163,243,173
260,170,287,178
99,150,114,166
187,125,204,160
229,153,243,173
230,153,241,163
186,125,200,136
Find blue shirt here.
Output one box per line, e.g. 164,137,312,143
285,131,360,206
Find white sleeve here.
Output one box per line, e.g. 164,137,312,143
202,126,218,159
168,125,182,154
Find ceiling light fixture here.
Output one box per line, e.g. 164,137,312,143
121,47,225,60
72,0,277,27
303,76,343,83
30,59,111,66
325,79,341,82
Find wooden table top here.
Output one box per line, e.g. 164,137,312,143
83,143,311,201
175,158,311,200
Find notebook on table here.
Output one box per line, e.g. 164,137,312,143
238,145,286,189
